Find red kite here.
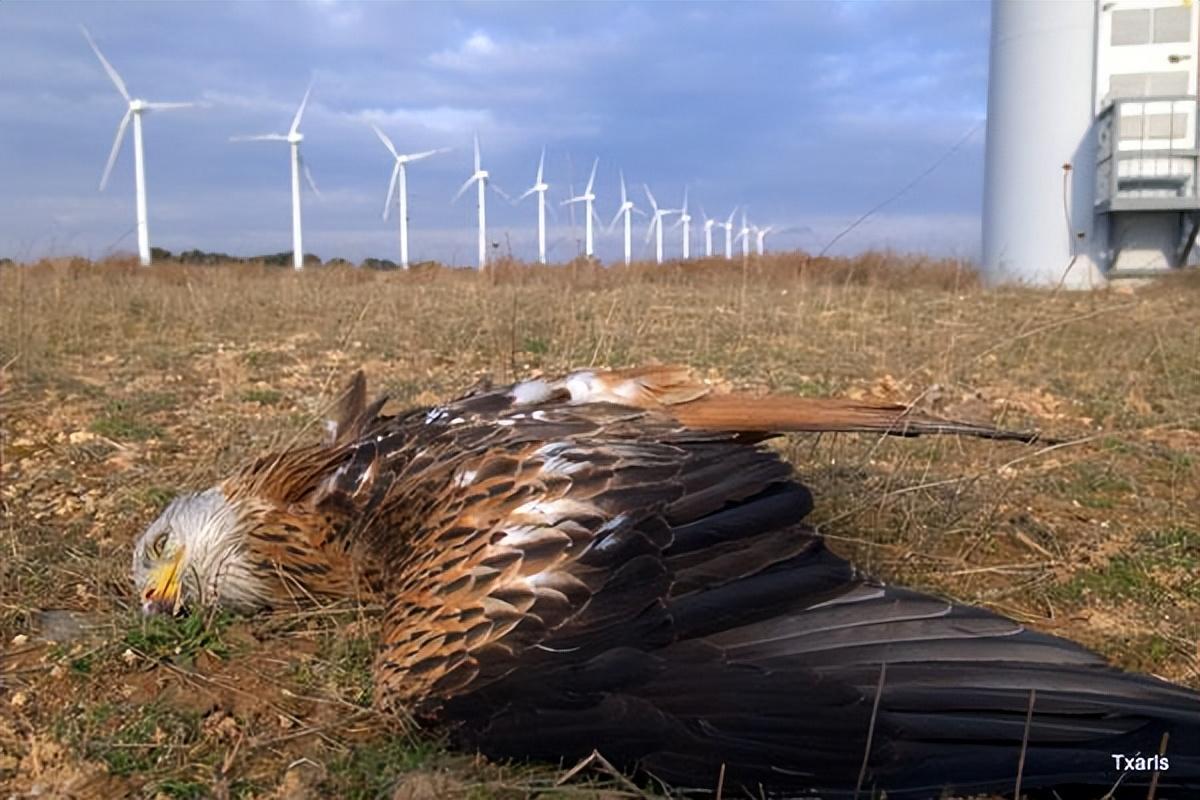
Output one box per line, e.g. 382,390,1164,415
133,367,1200,798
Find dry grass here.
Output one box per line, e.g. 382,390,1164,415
1,252,1199,799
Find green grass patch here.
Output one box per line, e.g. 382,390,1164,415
1147,527,1200,570
1055,528,1200,605
123,610,235,667
91,408,164,441
322,734,441,800
141,485,178,511
54,701,202,779
290,634,375,706
90,393,177,441
522,336,550,355
154,778,209,799
241,387,283,405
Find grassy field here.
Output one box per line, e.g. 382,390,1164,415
2,253,1199,799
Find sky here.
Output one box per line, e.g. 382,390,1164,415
0,1,991,266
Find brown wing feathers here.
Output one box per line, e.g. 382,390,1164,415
294,365,1045,709
516,365,1047,442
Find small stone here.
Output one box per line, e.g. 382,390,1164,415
69,430,97,444
10,634,28,646
50,665,66,679
121,648,138,666
9,692,28,708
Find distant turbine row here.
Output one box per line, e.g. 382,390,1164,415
82,27,781,270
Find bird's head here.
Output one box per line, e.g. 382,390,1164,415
132,486,267,615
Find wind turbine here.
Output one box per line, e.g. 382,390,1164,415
562,157,600,258
82,26,196,267
370,124,449,269
700,206,716,257
453,134,508,269
734,209,752,259
643,185,678,265
232,86,319,271
719,206,739,260
607,170,644,266
517,147,550,264
672,187,692,260
754,225,774,255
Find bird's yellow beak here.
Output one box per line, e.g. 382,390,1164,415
142,548,185,615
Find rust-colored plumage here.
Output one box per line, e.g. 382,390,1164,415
138,366,1200,798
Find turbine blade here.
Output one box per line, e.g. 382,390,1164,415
403,147,450,162
289,85,312,136
490,182,512,202
726,206,738,225
230,133,289,142
585,157,598,194
517,186,538,202
633,207,648,218
536,147,545,184
452,175,477,203
473,134,481,172
80,26,131,102
371,123,399,159
99,108,132,191
608,207,623,232
144,101,195,111
682,186,689,213
302,155,320,197
643,184,658,211
561,196,584,206
383,162,400,220
619,170,628,204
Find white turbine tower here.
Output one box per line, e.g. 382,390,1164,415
754,225,774,255
232,86,319,271
607,170,644,265
700,206,716,257
562,157,600,258
734,210,752,259
517,147,551,264
370,124,449,269
672,187,692,260
643,185,678,265
719,206,739,260
453,135,508,269
82,26,196,267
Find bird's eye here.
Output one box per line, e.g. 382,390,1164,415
148,531,169,558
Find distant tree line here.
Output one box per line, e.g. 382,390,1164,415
146,248,419,270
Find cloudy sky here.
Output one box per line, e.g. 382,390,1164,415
0,1,990,265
